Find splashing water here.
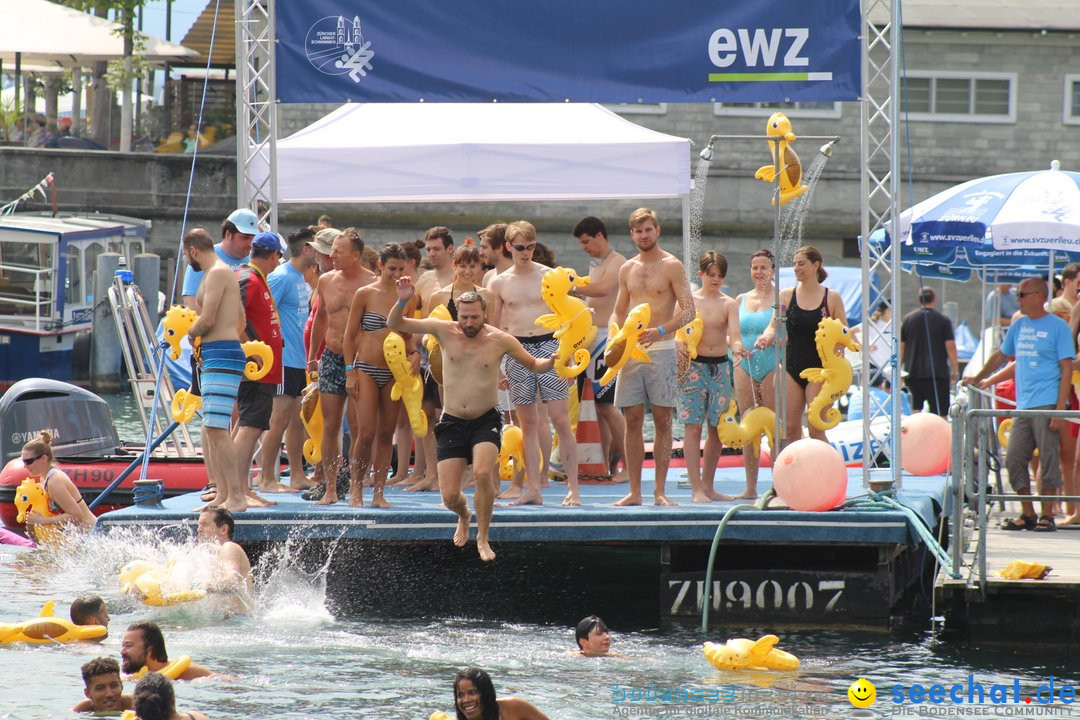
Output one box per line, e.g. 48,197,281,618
777,150,832,264
688,157,712,273
254,530,341,626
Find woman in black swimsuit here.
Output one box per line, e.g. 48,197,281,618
759,246,847,444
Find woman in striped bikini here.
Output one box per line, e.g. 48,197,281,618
329,243,419,508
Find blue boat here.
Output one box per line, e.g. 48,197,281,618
0,213,148,388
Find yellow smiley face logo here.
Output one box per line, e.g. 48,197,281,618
848,678,876,708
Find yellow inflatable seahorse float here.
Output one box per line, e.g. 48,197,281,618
498,424,525,481
675,311,704,360
384,332,427,436
14,476,63,546
0,601,107,644
171,388,202,423
599,303,651,387
535,267,597,379
241,340,274,381
754,112,808,206
162,305,196,360
300,374,322,464
126,654,192,681
716,400,775,458
119,560,206,607
703,635,800,671
800,317,860,431
424,304,452,385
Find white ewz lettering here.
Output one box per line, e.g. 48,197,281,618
708,27,811,69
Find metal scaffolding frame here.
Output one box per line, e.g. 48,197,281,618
860,0,903,488
235,1,904,480
234,0,277,230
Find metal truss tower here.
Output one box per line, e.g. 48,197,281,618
860,0,903,487
235,0,277,230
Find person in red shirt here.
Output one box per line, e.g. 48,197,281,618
234,232,285,506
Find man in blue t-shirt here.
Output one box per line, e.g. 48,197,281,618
259,227,319,492
181,208,259,310
964,278,1074,532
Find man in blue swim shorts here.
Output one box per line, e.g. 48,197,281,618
184,228,247,513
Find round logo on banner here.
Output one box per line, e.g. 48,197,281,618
304,15,375,82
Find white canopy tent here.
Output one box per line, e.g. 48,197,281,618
269,103,691,204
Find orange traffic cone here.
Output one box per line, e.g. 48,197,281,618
576,379,612,483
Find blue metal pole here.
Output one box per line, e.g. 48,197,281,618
87,421,181,510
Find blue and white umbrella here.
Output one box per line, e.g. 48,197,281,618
896,161,1080,252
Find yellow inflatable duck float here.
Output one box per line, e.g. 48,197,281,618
716,399,775,458
241,340,274,381
998,560,1052,580
119,560,206,607
300,374,323,464
171,387,202,423
535,267,597,379
498,424,525,481
161,305,197,360
754,112,809,206
703,635,800,671
675,312,704,360
429,713,452,720
424,304,452,385
599,303,652,387
384,332,427,437
0,601,107,644
800,317,860,431
126,654,192,681
14,476,62,546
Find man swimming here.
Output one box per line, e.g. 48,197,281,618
197,505,253,614
72,657,132,713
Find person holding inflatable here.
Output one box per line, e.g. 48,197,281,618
121,622,211,682
21,431,96,531
758,246,847,446
732,248,779,499
132,672,209,720
452,668,549,720
72,657,133,714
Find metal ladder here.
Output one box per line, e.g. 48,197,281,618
107,271,197,457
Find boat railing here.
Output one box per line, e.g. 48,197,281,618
107,272,197,458
0,263,55,332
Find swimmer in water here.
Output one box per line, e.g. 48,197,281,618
453,667,550,720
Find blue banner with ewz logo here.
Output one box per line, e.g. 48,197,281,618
275,0,861,104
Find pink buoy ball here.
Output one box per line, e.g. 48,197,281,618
772,439,848,512
900,413,951,475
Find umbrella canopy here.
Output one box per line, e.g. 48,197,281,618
892,161,1080,252
0,0,197,66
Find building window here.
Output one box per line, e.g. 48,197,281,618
607,103,668,115
1065,75,1080,125
900,72,1015,123
712,101,842,119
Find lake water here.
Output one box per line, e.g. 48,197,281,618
3,397,1075,719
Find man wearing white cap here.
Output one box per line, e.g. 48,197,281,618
182,208,259,311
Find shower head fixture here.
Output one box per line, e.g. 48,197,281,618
699,145,714,162
818,139,839,158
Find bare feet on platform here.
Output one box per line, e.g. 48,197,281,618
258,482,297,494
730,491,759,500
706,489,735,502
405,476,439,493
453,514,471,547
246,491,277,508
510,490,543,506
613,493,642,506
390,471,415,486
348,492,364,508
291,477,318,491
1060,513,1080,526
477,539,495,562
497,486,523,500
654,494,678,507
315,492,338,506
691,493,715,503
561,491,580,507
370,494,392,509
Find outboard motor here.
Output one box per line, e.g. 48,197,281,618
0,379,120,462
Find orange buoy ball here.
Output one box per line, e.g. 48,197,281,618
771,439,847,512
900,413,951,475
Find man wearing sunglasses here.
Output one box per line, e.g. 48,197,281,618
610,208,696,507
489,220,580,507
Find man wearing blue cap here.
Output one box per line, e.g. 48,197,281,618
182,208,259,311
233,231,285,506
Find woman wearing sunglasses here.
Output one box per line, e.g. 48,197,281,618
21,431,97,530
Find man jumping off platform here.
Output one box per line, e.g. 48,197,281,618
388,276,556,562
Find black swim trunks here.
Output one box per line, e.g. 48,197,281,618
435,407,502,463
